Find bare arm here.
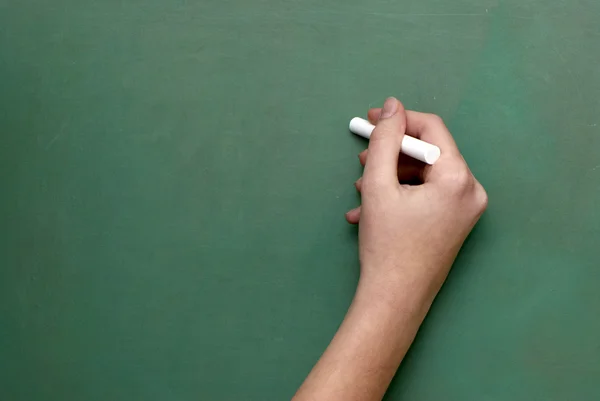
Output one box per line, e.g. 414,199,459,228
293,98,488,401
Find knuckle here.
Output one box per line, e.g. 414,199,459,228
425,113,445,126
474,182,489,214
369,126,387,141
361,175,392,196
439,163,488,215
360,177,382,194
369,126,401,149
442,168,488,215
354,177,363,191
369,128,393,146
444,165,473,193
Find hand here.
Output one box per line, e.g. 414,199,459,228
293,98,487,401
346,97,487,304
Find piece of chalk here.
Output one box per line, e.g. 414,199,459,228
349,117,441,165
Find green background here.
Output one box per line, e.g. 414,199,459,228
2,0,599,400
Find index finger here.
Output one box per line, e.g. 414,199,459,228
405,111,461,157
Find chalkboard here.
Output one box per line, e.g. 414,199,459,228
1,0,599,400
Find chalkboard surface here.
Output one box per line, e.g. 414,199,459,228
2,1,599,400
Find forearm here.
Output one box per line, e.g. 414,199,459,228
293,276,437,401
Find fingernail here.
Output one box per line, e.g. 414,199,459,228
380,97,398,119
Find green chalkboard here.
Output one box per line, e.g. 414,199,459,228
1,0,599,400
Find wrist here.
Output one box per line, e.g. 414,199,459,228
355,267,446,321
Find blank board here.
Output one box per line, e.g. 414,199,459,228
1,0,600,400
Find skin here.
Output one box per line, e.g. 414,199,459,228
293,98,488,401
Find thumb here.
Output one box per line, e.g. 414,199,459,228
363,97,407,188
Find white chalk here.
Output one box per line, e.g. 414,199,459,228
349,117,441,165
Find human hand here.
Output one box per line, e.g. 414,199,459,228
293,101,486,401
346,97,487,304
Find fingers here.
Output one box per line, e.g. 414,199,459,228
362,106,465,186
367,108,382,124
358,149,367,167
345,206,361,224
349,102,470,224
405,111,460,156
357,151,425,185
404,111,467,184
369,107,459,156
362,98,407,189
355,177,363,191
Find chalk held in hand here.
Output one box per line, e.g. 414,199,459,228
349,117,441,165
